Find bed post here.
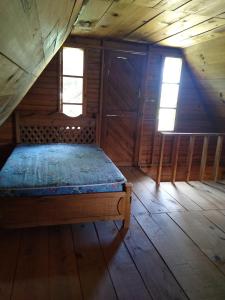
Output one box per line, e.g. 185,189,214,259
14,112,21,144
123,182,132,229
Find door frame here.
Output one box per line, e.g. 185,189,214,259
99,48,147,166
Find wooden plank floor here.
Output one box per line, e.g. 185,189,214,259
1,167,225,300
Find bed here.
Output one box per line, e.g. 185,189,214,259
0,112,132,229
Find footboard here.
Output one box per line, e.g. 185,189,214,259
0,183,132,229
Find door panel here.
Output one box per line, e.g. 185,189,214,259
101,50,144,166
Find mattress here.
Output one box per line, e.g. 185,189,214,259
0,144,126,197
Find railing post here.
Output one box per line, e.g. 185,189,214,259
156,134,165,185
186,136,195,182
213,135,223,181
158,132,224,183
171,135,180,183
200,135,209,181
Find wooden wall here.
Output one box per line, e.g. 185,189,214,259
138,47,214,163
0,36,217,180
0,37,102,147
184,36,225,131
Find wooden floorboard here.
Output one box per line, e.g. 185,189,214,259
0,229,20,300
136,212,225,300
11,228,49,300
1,167,225,300
160,182,203,211
173,182,218,210
72,223,117,300
115,217,188,300
203,210,225,233
205,181,225,193
169,211,225,275
122,167,185,213
95,221,151,300
189,182,225,209
48,225,82,300
131,168,186,212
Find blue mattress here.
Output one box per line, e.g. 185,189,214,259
0,144,126,197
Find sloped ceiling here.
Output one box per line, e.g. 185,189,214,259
184,35,225,131
1,0,225,128
0,0,83,126
72,0,225,47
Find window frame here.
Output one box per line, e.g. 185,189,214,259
157,55,183,132
59,46,86,117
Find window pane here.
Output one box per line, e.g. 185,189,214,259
62,104,82,117
163,57,182,83
63,47,84,76
158,108,176,131
63,77,83,103
160,83,179,108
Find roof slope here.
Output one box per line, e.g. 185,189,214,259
184,35,225,131
0,0,83,126
72,0,225,47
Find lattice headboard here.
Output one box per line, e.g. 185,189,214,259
15,112,98,144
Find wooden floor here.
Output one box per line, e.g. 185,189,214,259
1,167,225,300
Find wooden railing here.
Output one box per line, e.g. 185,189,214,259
156,132,225,184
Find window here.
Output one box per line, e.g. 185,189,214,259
158,57,182,131
61,47,84,117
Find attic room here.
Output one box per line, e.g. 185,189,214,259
1,0,225,299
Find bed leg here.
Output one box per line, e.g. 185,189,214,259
123,183,132,229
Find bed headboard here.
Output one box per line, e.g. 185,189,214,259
15,112,99,145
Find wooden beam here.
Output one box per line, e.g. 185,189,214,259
186,136,195,182
135,47,150,166
213,135,224,181
66,36,147,55
199,136,209,181
156,134,165,185
171,135,181,183
98,47,105,146
14,112,21,144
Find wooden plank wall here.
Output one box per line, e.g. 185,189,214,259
183,35,225,180
0,37,215,180
138,46,214,169
0,38,101,145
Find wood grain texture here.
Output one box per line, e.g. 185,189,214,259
71,0,225,48
0,183,132,229
137,47,214,178
0,229,20,300
95,220,152,299
48,225,82,300
15,112,97,144
72,223,117,300
11,227,49,300
101,50,145,166
1,168,225,299
115,217,188,300
0,36,217,179
169,211,225,274
0,0,83,126
184,36,225,132
136,212,225,300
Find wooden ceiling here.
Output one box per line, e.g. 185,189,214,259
71,0,225,48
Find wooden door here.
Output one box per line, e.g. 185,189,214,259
101,50,144,166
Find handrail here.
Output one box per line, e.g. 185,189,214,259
156,132,225,184
161,132,225,136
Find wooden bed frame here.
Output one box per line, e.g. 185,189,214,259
0,112,132,229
